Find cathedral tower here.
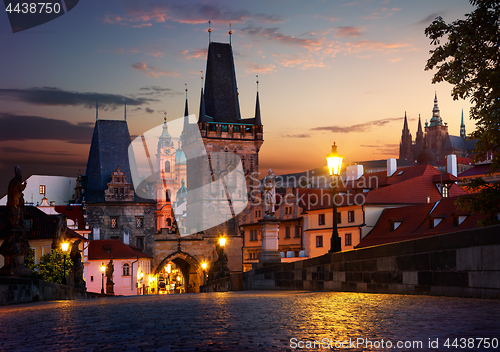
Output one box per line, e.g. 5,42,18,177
399,112,413,161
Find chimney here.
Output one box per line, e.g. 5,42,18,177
346,164,364,181
123,230,129,245
447,154,457,177
387,158,397,177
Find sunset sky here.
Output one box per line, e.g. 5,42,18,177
0,0,476,189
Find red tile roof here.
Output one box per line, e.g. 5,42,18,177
55,205,85,230
357,196,487,248
0,206,86,241
458,164,500,178
432,173,460,183
88,239,152,260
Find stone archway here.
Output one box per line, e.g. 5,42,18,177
155,251,203,293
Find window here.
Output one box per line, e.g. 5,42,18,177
250,230,259,241
91,276,94,282
285,226,290,238
164,161,171,173
39,185,46,195
221,124,228,132
234,125,240,133
345,233,352,246
337,212,341,224
316,236,323,248
123,263,130,276
390,221,402,231
294,226,300,238
136,217,143,228
318,214,325,226
136,237,144,248
453,215,467,226
110,217,118,228
166,218,172,227
348,211,355,223
442,185,449,198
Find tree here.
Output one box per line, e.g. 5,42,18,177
36,249,73,285
424,0,500,224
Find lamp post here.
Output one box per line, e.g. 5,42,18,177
100,263,105,294
61,242,69,285
218,236,226,279
326,142,343,253
201,262,208,285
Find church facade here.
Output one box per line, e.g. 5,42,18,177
399,93,475,162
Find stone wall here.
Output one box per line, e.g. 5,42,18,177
0,277,102,305
238,225,500,299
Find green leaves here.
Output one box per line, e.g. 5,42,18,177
425,0,500,225
25,249,74,285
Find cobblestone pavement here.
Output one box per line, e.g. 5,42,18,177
0,291,499,351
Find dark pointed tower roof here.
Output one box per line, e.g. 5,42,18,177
198,87,206,123
183,87,190,133
254,91,261,125
460,109,466,139
403,111,409,131
85,120,133,203
203,42,241,122
417,114,423,135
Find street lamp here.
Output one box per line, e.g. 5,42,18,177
218,236,226,279
326,142,343,253
61,242,69,285
201,262,208,285
100,263,105,294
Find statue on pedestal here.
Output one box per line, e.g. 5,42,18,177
0,166,31,277
52,214,68,250
69,239,85,290
263,168,276,217
106,259,115,295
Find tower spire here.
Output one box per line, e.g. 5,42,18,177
183,84,189,133
198,86,206,123
124,99,127,121
460,108,466,139
416,113,424,145
403,111,408,130
208,20,211,43
184,84,189,117
96,99,98,120
254,76,261,126
229,23,232,45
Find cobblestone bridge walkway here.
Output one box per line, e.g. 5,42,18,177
0,292,499,351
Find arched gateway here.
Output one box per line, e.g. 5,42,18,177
155,251,204,293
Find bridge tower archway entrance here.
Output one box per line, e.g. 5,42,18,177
155,251,203,293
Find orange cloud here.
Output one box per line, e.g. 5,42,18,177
131,62,179,78
243,61,277,74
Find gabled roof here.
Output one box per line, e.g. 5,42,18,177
365,169,466,205
88,239,152,260
356,196,486,248
0,206,86,241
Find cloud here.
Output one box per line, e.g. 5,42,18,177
0,146,78,157
365,7,401,20
137,86,181,97
103,3,283,27
415,12,445,26
132,62,179,78
182,48,208,60
313,14,340,22
0,87,157,109
243,61,277,74
334,26,363,38
145,107,154,113
311,116,404,133
240,25,322,50
0,113,94,144
272,53,325,69
281,134,311,138
361,143,399,156
344,39,410,53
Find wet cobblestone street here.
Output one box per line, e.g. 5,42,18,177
0,291,499,351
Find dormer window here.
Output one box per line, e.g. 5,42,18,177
389,218,404,231
429,215,445,229
452,212,469,227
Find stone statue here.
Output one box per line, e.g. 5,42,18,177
106,259,114,285
263,168,276,216
52,214,68,250
0,166,30,276
70,239,85,290
7,166,27,229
